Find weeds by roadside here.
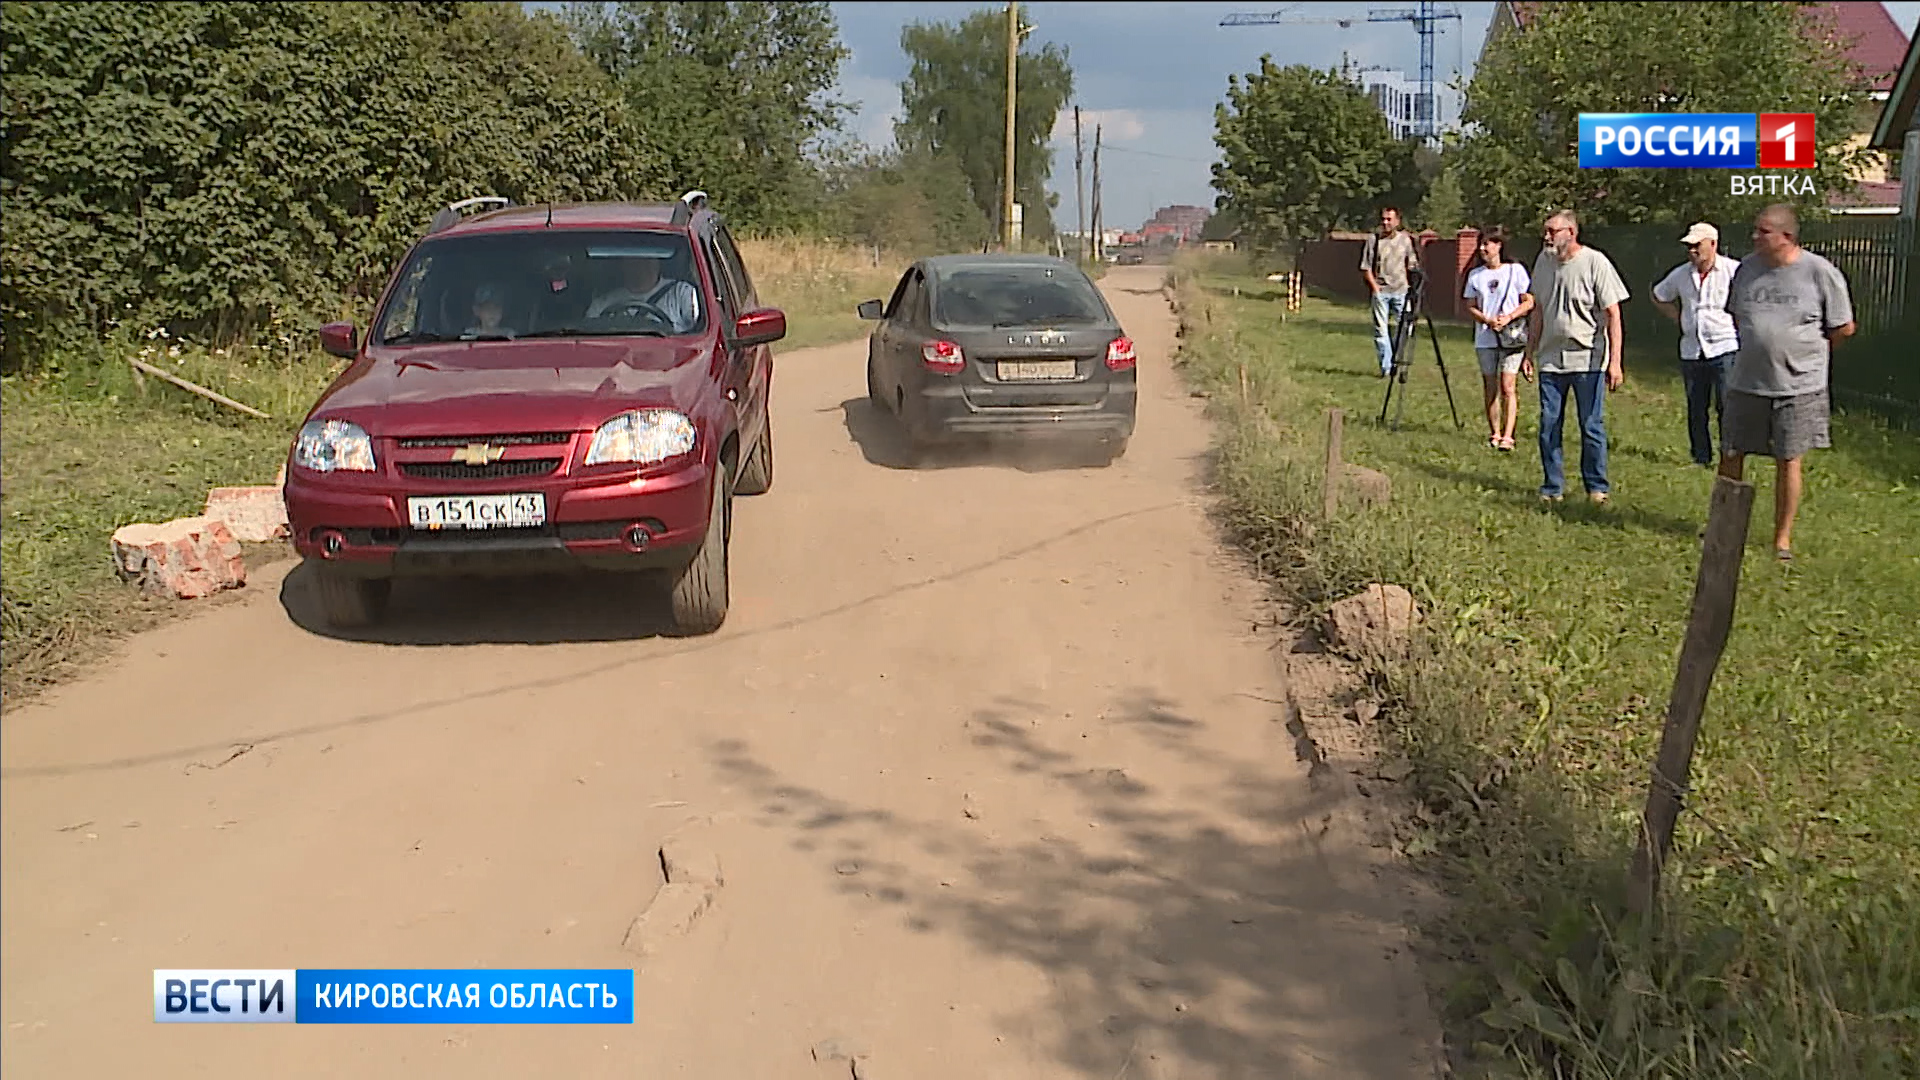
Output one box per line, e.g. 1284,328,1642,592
1166,260,1920,1078
1,237,901,703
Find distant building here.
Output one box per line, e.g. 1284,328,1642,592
1359,68,1461,142
1140,205,1211,245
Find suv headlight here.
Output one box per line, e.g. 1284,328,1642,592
585,409,696,466
294,419,376,472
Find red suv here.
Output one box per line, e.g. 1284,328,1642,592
283,193,783,636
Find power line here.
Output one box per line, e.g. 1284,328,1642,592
1096,144,1217,164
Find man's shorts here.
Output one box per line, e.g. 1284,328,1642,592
1724,387,1831,460
1476,347,1524,376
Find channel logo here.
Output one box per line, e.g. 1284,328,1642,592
154,968,636,1024
1578,113,1816,169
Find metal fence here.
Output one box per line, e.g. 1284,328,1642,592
1583,217,1918,424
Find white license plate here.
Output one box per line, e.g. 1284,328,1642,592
998,359,1078,381
406,493,546,530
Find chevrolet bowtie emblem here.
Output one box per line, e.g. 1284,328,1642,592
452,443,506,466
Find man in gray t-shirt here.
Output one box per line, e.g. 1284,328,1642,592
1720,203,1856,562
1523,210,1630,503
1359,207,1420,377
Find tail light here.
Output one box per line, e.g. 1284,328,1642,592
1105,336,1137,371
922,339,965,374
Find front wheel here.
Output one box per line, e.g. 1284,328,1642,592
736,417,773,495
667,469,730,635
866,354,886,410
313,567,390,629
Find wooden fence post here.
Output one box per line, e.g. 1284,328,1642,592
1322,407,1344,518
1626,474,1756,917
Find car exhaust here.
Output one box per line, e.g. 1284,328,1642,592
318,529,347,559
623,523,652,552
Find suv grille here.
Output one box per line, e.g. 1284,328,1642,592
396,432,571,449
400,459,562,480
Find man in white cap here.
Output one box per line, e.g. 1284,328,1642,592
1651,222,1741,466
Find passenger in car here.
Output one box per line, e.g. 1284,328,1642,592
462,282,514,339
587,254,701,332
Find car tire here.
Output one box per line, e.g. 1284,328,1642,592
736,418,773,495
667,467,730,636
866,354,886,411
314,567,390,629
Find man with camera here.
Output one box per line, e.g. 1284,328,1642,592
1524,209,1630,505
1360,206,1420,378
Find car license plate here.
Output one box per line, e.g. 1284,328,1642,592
406,493,546,530
998,359,1077,381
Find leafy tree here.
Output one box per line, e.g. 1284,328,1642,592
1455,1,1873,229
1,1,656,367
823,147,991,256
895,4,1074,243
565,1,850,231
1211,58,1417,253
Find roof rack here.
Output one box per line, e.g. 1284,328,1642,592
429,196,513,235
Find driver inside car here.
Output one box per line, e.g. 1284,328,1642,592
586,253,700,333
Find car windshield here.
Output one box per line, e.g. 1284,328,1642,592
372,229,706,345
933,265,1109,328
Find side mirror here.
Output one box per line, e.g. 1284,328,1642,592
319,322,359,360
856,299,884,320
733,307,787,348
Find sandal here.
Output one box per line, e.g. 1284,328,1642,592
1496,436,1515,452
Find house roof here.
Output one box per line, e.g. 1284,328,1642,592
1493,2,1909,92
1803,2,1910,93
1831,178,1905,207
1870,32,1920,148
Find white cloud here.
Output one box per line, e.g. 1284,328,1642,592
1051,108,1147,143
841,73,902,150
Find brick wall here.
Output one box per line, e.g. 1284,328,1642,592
1300,228,1485,321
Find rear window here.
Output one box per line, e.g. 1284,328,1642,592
933,265,1110,328
372,229,705,344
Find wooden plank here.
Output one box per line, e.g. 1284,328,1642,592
1322,407,1344,519
1625,474,1756,917
126,357,272,419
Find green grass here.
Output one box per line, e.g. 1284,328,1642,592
1,261,886,701
1168,264,1920,1078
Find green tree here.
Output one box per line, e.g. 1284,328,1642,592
565,1,850,232
1,1,655,366
894,4,1074,243
1210,58,1416,253
1455,1,1872,229
823,147,992,256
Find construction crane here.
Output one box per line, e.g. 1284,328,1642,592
1220,2,1463,143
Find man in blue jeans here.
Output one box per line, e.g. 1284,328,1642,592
1523,210,1630,504
1651,222,1740,465
1359,207,1420,377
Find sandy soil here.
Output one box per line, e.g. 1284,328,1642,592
1,266,1445,1079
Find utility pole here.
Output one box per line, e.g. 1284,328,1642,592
1073,105,1086,266
1090,123,1103,265
1003,0,1019,252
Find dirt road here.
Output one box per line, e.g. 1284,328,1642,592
1,266,1442,1079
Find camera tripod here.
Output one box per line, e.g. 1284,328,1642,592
1378,273,1463,432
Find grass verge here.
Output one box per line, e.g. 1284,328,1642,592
1,237,899,702
1167,259,1920,1078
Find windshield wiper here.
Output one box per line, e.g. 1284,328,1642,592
380,330,455,345
515,327,671,339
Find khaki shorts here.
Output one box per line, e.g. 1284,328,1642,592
1477,347,1524,376
1724,388,1830,460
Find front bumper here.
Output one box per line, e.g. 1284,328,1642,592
910,383,1136,443
284,459,715,578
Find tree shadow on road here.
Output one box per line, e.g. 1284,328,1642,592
277,560,673,646
838,397,1120,474
704,690,1439,1078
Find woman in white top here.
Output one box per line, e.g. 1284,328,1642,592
1462,225,1535,452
